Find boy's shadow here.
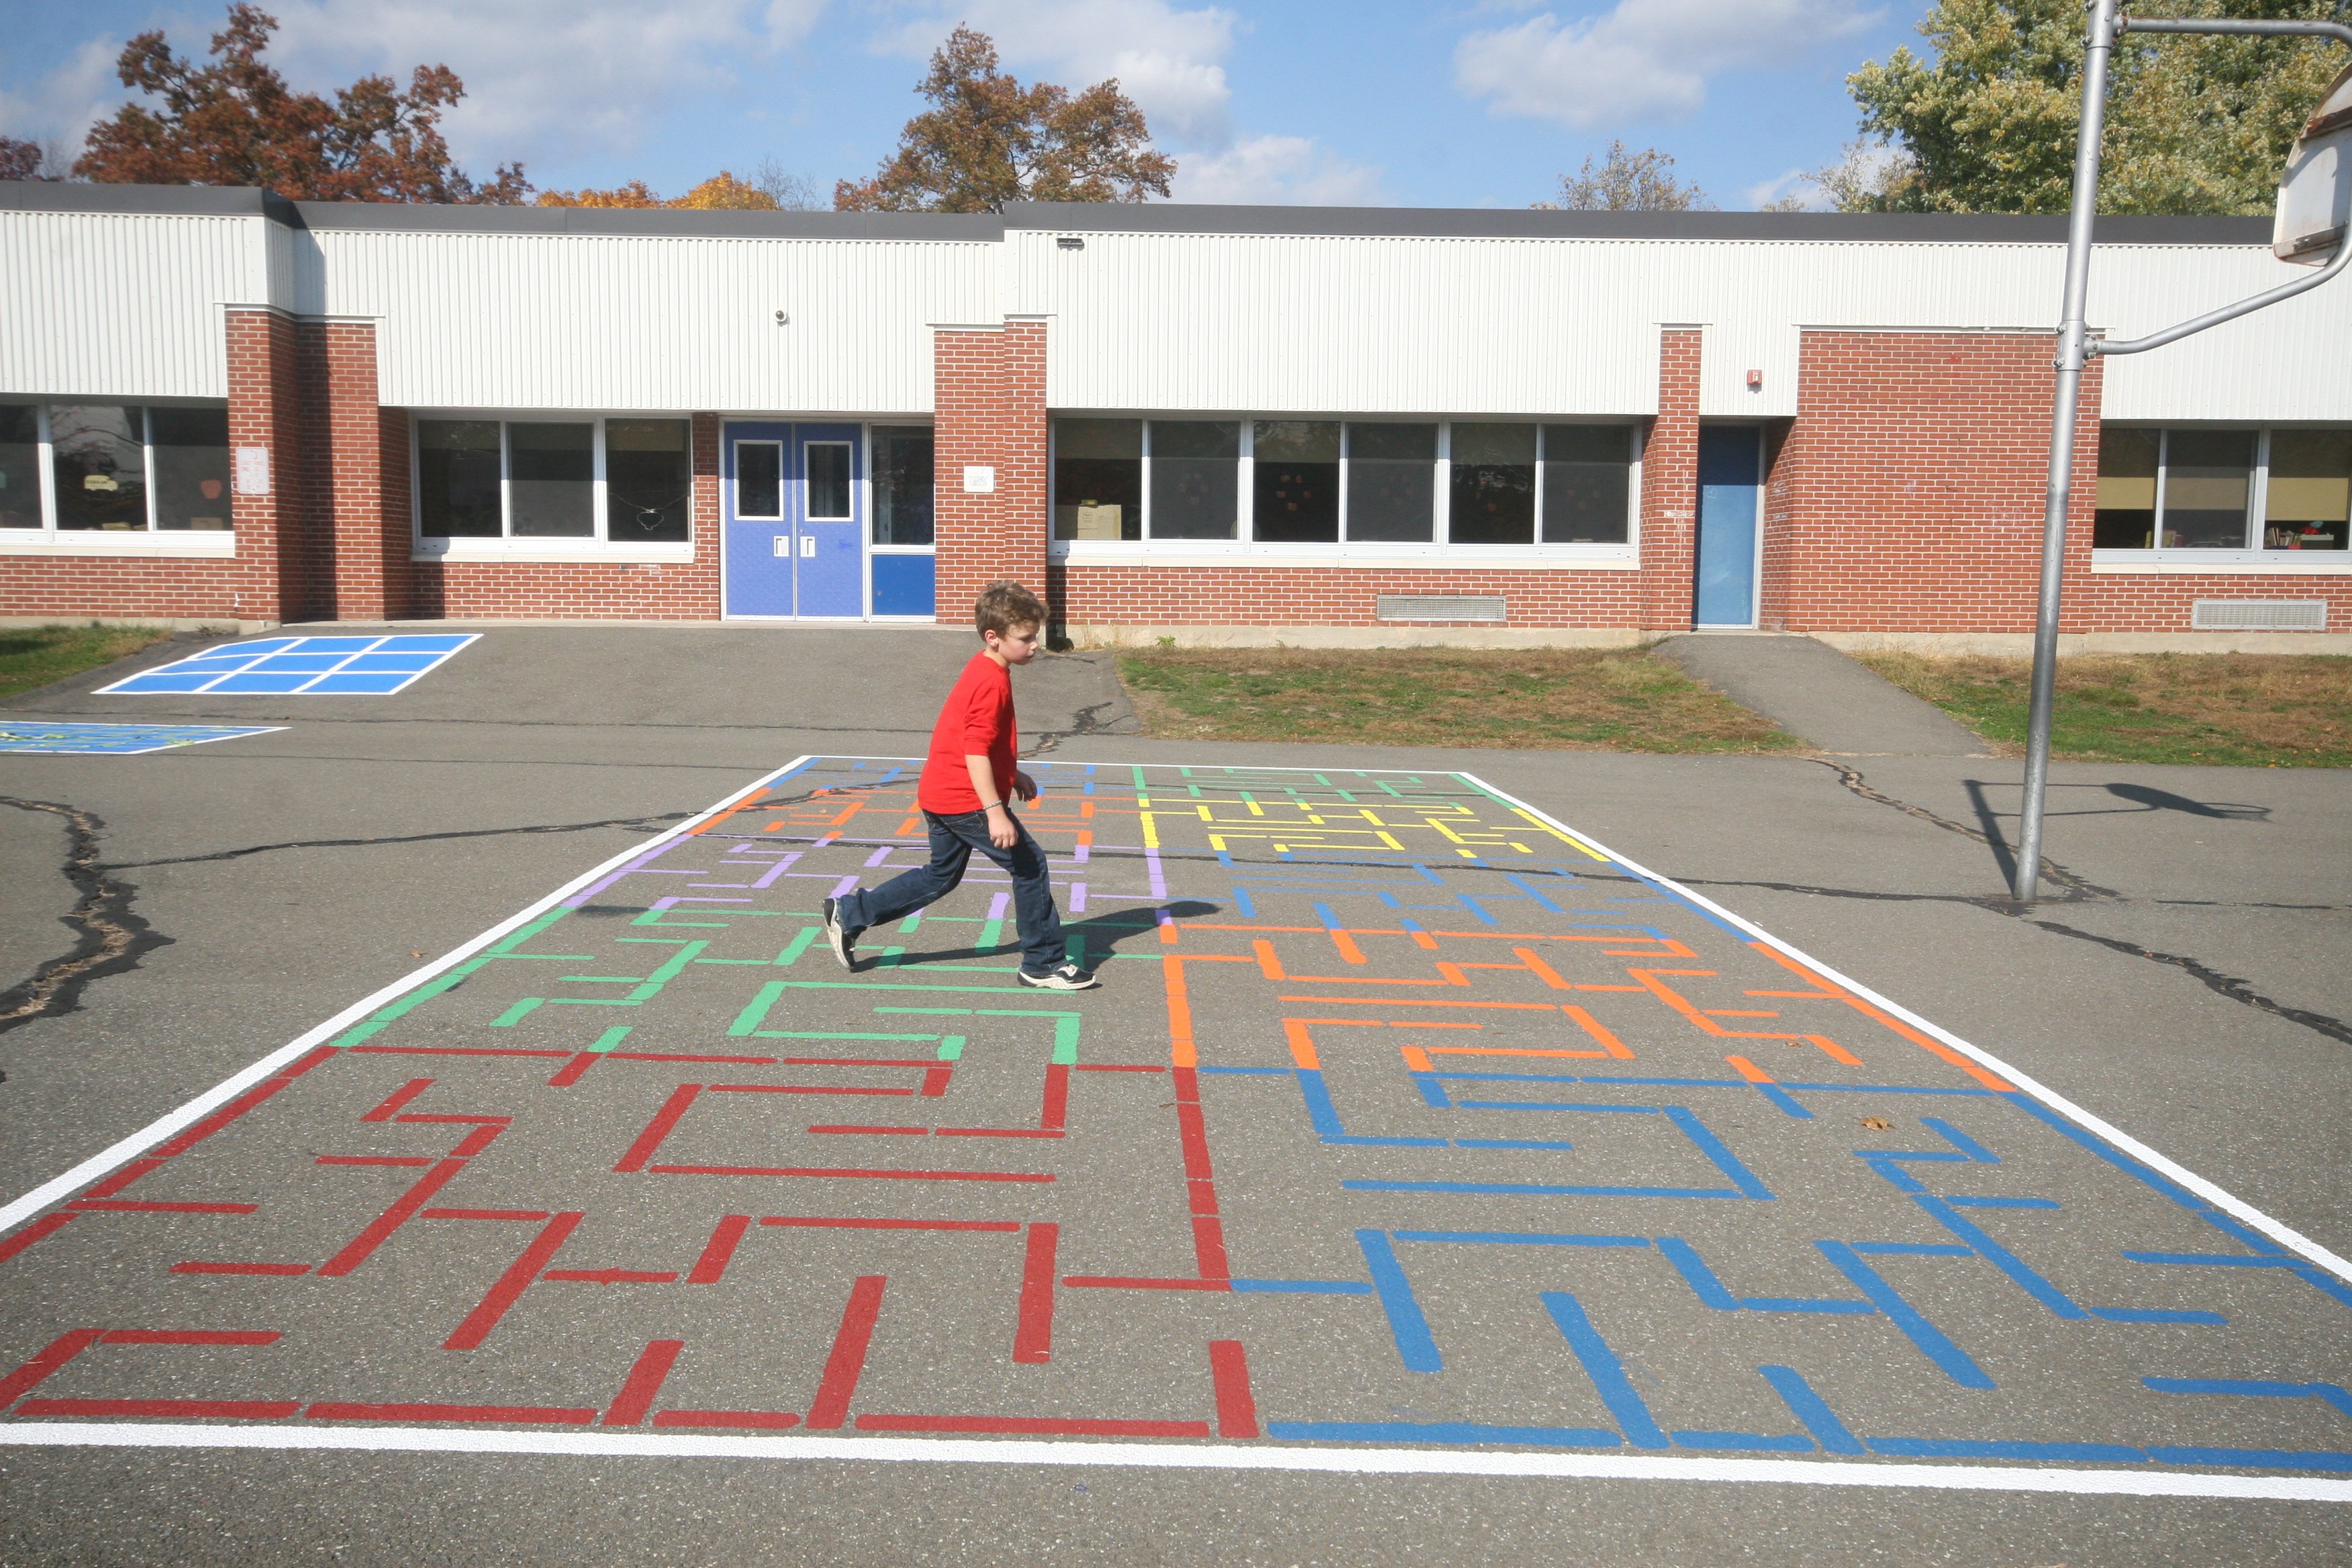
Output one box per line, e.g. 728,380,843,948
850,900,1222,971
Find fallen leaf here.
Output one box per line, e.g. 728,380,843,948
1859,1116,1894,1132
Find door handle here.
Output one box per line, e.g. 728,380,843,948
800,534,816,557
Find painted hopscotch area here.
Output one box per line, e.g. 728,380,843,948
0,758,2346,1497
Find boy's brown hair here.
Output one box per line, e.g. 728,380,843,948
975,580,1048,638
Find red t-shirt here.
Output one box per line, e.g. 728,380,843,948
917,652,1016,815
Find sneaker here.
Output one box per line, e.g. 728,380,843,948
820,897,858,971
1017,961,1101,991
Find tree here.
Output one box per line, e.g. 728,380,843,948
1,138,65,181
536,171,785,209
1843,0,2345,213
75,3,528,203
1533,142,1716,211
835,26,1173,212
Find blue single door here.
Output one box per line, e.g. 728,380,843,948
1695,426,1761,628
793,424,864,618
724,422,795,618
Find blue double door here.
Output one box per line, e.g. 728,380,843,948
1696,426,1764,629
723,422,864,618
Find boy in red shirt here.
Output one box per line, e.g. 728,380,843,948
822,581,1099,991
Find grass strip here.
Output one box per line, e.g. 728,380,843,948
1115,646,1800,754
1855,650,2352,768
0,624,175,702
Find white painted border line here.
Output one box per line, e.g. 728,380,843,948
3,752,2347,1499
0,722,290,754
0,754,816,1235
1456,770,2352,1289
0,1424,2346,1502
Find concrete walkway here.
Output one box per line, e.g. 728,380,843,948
1653,632,1990,756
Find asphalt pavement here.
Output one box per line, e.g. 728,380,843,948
1,625,2347,1567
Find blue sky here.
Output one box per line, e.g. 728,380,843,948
1,0,1934,209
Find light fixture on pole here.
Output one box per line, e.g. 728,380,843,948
2010,4,2352,905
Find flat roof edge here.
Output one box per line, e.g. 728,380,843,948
0,180,301,225
1003,201,2272,246
292,203,1003,240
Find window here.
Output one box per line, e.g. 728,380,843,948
1449,423,1537,544
1,405,42,530
606,419,691,542
2095,427,2351,556
418,420,503,537
1048,413,1639,552
507,422,595,537
2265,430,2351,552
1346,422,1437,542
1150,420,1240,540
736,441,783,519
1054,418,1142,540
416,415,703,548
872,426,935,545
806,441,852,520
1542,425,1632,544
149,407,232,530
0,401,234,536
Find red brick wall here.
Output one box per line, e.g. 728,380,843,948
0,307,295,624
1765,331,2102,633
297,322,409,621
1640,327,1704,631
933,322,1047,626
404,411,723,620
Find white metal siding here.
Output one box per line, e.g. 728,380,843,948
1015,229,2352,424
313,231,997,411
2089,244,2352,422
0,212,265,399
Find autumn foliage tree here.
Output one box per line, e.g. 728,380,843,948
75,3,528,203
536,171,802,209
836,27,1173,212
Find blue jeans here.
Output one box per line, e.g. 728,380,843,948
834,809,1067,972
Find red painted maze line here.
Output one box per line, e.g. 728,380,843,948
443,1212,584,1350
805,1275,886,1430
602,1339,684,1426
1014,1224,1059,1364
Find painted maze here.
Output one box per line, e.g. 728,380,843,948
3,757,2347,1471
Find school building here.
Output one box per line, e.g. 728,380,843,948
2,181,2347,649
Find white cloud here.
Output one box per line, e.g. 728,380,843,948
879,0,1238,146
1455,0,1879,129
260,0,832,165
0,35,128,161
1744,167,1814,208
1174,134,1387,205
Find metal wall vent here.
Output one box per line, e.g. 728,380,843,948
2190,599,2327,631
1377,594,1507,624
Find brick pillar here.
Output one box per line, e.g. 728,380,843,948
225,307,303,624
295,320,403,621
1640,326,1703,631
378,407,415,618
932,320,1050,625
689,411,724,618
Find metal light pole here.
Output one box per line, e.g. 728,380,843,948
2008,5,2352,904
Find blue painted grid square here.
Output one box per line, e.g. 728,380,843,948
97,633,480,696
0,722,286,754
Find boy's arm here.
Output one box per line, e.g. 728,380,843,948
967,754,1019,848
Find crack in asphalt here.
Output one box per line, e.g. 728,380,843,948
2024,918,2352,1048
101,812,697,871
1024,699,1128,758
1804,755,2119,900
1784,760,2351,1048
0,797,170,1046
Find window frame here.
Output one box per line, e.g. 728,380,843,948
411,411,697,562
2092,423,2352,571
1046,413,1643,565
0,399,238,555
866,422,939,556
